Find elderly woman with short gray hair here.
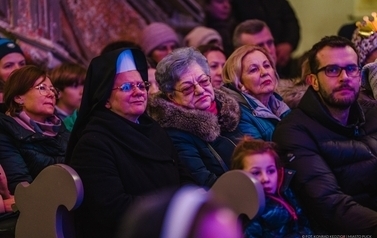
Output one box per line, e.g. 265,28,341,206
148,47,242,188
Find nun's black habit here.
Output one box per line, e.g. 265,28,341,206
66,48,193,238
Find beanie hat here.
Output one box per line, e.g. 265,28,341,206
0,38,24,60
140,22,180,56
184,26,223,48
352,31,377,66
361,59,377,99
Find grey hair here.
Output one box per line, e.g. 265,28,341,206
155,47,210,94
233,19,268,49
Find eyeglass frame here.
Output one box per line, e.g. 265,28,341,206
314,64,360,78
112,81,151,92
173,75,212,96
34,84,59,97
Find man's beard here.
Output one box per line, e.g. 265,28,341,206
318,83,359,110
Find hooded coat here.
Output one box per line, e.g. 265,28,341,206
272,87,377,234
66,48,193,238
148,89,242,188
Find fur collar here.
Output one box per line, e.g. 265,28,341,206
276,79,308,109
148,89,240,142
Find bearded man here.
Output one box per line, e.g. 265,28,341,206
272,35,377,235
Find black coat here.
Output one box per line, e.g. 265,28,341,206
67,48,194,238
0,112,69,194
272,87,377,234
69,109,192,238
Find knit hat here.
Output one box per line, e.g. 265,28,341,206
184,26,223,49
352,31,377,66
361,59,377,99
0,38,24,60
140,22,180,56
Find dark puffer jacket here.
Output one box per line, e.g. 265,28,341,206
148,89,242,188
245,169,313,237
0,111,70,194
272,87,377,234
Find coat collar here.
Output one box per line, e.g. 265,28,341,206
298,87,365,136
148,89,240,142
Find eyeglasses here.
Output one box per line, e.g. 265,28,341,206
35,84,59,97
174,75,211,96
113,81,150,92
315,64,360,77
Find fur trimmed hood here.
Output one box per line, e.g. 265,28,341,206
148,89,240,142
276,79,308,109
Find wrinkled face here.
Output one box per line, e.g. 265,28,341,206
205,0,231,20
239,27,276,64
16,77,56,123
169,63,215,110
242,152,278,195
311,46,361,110
58,84,84,112
0,53,26,81
241,51,277,100
206,50,226,89
150,41,179,64
106,71,147,122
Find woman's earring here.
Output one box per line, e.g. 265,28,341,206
105,101,111,109
240,85,247,93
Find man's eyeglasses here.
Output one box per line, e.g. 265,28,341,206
174,75,211,96
315,65,360,77
35,84,59,97
113,82,150,92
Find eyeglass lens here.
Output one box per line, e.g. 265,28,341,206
118,82,149,92
321,65,359,77
36,84,58,96
177,76,211,95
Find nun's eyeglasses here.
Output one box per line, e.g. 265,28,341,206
113,82,150,92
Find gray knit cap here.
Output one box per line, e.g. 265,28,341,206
140,22,180,56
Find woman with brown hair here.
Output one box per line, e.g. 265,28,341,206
0,65,70,194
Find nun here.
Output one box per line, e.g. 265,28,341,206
66,48,193,238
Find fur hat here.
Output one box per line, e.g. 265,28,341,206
184,26,223,49
140,22,180,56
0,38,24,60
361,59,377,99
352,31,377,66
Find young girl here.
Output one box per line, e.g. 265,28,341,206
231,136,313,237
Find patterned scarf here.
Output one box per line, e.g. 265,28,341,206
10,111,61,137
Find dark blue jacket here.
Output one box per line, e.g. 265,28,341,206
245,169,313,237
148,89,242,188
222,86,290,141
0,112,69,194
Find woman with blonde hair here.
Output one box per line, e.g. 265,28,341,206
222,45,290,141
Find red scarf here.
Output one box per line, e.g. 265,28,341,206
206,101,218,115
